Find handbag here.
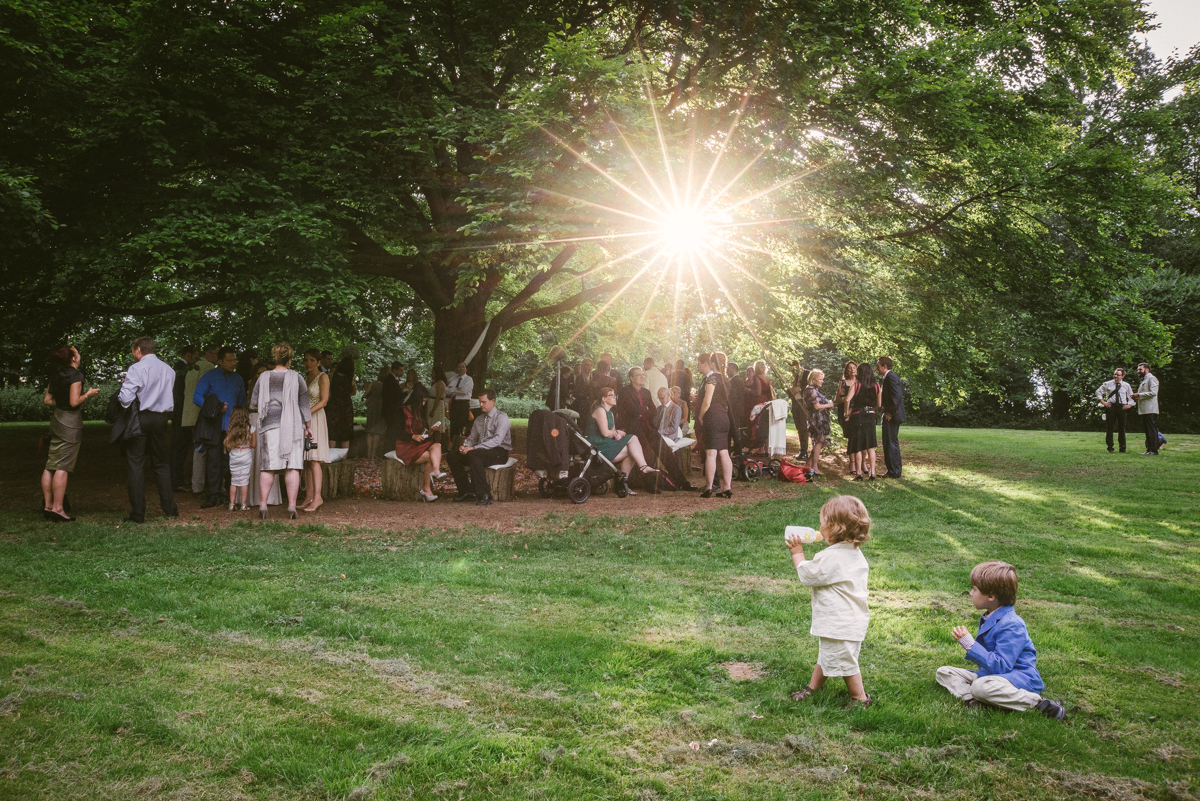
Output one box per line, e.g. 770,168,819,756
777,461,811,483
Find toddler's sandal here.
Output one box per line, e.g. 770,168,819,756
847,694,873,709
790,686,818,702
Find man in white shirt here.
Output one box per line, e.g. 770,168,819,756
645,357,668,407
1094,367,1134,453
446,361,474,438
118,336,179,522
183,345,217,492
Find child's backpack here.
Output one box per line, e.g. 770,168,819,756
777,461,812,483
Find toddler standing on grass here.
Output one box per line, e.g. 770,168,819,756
786,495,873,708
224,406,253,511
936,560,1066,720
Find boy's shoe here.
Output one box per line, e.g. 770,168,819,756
1035,698,1066,721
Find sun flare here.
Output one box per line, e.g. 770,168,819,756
658,207,720,257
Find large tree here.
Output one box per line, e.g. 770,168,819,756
0,0,1186,390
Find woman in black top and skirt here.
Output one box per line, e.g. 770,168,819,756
697,352,734,498
41,346,99,521
844,362,881,480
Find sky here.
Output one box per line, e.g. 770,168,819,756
1143,0,1198,60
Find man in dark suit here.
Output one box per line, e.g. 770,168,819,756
876,356,905,478
382,360,405,451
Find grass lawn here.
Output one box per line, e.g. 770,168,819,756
1,427,1197,800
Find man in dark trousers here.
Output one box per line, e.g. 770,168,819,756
449,389,512,506
876,356,905,478
193,346,247,508
1132,362,1161,455
382,361,405,451
170,344,199,489
118,336,180,522
1094,367,1134,453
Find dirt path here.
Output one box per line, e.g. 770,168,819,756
5,423,859,533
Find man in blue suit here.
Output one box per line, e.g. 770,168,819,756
875,356,905,478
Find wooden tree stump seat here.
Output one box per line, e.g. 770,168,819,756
485,457,519,502
380,454,427,501
320,457,356,501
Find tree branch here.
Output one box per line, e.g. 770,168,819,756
870,185,1018,241
506,273,627,328
94,293,230,317
492,245,578,326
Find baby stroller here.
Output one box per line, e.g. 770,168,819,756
527,409,631,504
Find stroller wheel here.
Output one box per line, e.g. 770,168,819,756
592,478,610,496
538,477,554,498
568,476,591,504
743,461,762,482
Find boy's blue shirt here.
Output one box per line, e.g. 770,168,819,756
964,605,1044,693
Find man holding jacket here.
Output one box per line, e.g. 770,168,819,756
1132,362,1161,456
1094,368,1134,453
193,347,247,507
119,337,179,523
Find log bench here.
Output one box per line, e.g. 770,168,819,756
380,454,427,502
320,455,356,501
485,457,519,502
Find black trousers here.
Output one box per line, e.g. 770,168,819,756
1105,407,1128,451
881,417,902,477
126,410,178,521
792,401,809,456
450,399,471,438
448,446,509,497
1141,413,1160,454
170,423,193,487
204,434,230,498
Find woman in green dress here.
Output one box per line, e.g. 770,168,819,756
587,387,659,485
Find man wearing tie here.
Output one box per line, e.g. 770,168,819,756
446,362,474,439
1094,368,1134,453
875,356,905,478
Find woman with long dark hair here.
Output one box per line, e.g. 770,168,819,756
833,360,857,440
697,352,734,498
41,346,99,521
844,362,882,480
326,354,357,449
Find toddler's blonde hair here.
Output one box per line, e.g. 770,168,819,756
819,495,871,546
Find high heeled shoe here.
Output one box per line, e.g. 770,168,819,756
718,489,733,499
259,508,269,520
700,488,714,498
419,490,438,503
288,507,298,520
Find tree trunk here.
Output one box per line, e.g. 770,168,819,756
431,295,504,389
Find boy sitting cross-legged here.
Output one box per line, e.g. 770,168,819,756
936,560,1066,720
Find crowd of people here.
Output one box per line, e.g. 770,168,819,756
39,332,1170,523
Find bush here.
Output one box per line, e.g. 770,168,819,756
0,383,119,423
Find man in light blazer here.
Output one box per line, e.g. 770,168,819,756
1131,362,1161,455
876,356,905,478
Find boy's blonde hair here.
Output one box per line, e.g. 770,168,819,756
970,561,1018,606
819,495,871,546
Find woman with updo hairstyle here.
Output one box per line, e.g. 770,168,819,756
697,351,734,498
249,342,312,519
804,369,835,475
301,348,331,512
40,346,99,521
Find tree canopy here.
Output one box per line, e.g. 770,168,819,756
2,0,1196,420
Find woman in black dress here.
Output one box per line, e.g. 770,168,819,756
41,346,99,521
326,355,357,449
832,360,857,443
844,362,881,480
697,352,734,498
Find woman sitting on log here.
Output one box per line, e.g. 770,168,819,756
393,405,445,503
